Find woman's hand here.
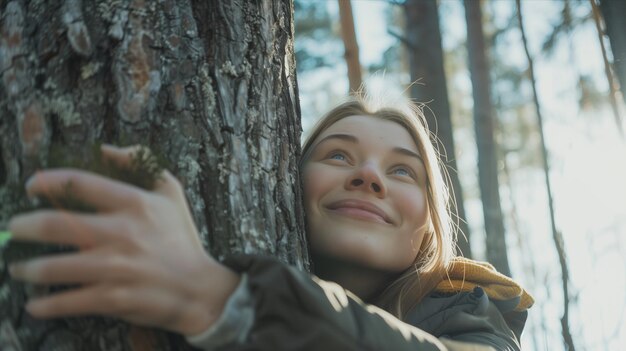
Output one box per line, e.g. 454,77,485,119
8,144,240,336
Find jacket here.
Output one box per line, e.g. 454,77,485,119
187,255,534,351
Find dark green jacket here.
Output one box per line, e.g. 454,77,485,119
193,255,530,351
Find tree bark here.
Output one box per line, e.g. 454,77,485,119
337,0,362,94
0,0,308,350
463,0,511,276
404,0,472,258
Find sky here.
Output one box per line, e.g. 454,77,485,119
296,1,626,350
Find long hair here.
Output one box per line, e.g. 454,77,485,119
300,96,457,318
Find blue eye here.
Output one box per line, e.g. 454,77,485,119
393,167,413,178
329,152,347,161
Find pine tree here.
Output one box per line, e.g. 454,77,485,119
0,1,308,349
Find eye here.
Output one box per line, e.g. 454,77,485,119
391,166,415,179
327,151,348,162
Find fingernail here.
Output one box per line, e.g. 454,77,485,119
8,264,19,276
25,176,35,190
25,301,37,315
26,300,47,318
7,216,21,232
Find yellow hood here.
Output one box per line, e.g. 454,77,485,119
435,257,534,312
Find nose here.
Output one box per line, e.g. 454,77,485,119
345,162,387,197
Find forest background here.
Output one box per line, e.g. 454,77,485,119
294,1,626,351
0,0,623,350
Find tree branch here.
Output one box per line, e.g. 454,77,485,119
387,29,414,49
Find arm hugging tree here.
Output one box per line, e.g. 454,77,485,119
0,1,308,349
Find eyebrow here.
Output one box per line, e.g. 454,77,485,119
392,146,425,165
314,133,425,165
315,133,359,145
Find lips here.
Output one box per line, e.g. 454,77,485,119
326,199,393,225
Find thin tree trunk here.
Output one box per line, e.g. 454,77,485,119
516,1,576,350
501,159,541,351
0,0,308,350
463,0,510,275
589,0,623,137
599,0,626,107
405,0,472,258
337,0,362,93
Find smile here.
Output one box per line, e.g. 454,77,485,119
326,200,392,225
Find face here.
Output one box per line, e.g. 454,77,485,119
303,115,429,273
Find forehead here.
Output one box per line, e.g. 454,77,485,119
318,115,419,152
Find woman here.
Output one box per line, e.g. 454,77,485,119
8,97,533,350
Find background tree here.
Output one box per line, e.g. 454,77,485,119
0,0,308,350
404,0,472,258
294,0,342,73
291,1,626,349
293,0,345,125
599,0,626,106
516,1,576,349
486,6,545,349
589,0,623,136
337,0,362,94
463,0,511,276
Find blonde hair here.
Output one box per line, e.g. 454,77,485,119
300,96,456,318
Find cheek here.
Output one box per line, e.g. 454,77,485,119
302,165,326,207
302,164,336,228
393,187,429,267
396,187,429,228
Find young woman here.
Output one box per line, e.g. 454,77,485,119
8,97,533,350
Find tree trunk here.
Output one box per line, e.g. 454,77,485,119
463,0,511,276
0,0,308,350
516,1,576,349
405,0,472,258
590,0,623,137
337,0,362,93
599,0,626,106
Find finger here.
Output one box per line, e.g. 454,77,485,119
100,144,143,169
9,210,122,248
153,169,185,199
101,144,181,198
26,169,148,212
25,284,112,318
25,285,178,324
9,252,119,284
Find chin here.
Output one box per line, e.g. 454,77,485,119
310,234,412,273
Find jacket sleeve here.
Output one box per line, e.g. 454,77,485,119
189,254,515,351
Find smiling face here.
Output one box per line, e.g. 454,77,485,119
302,115,429,273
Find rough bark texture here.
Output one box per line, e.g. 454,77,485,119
0,0,308,350
463,0,511,276
404,0,472,258
599,0,626,106
337,0,361,94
